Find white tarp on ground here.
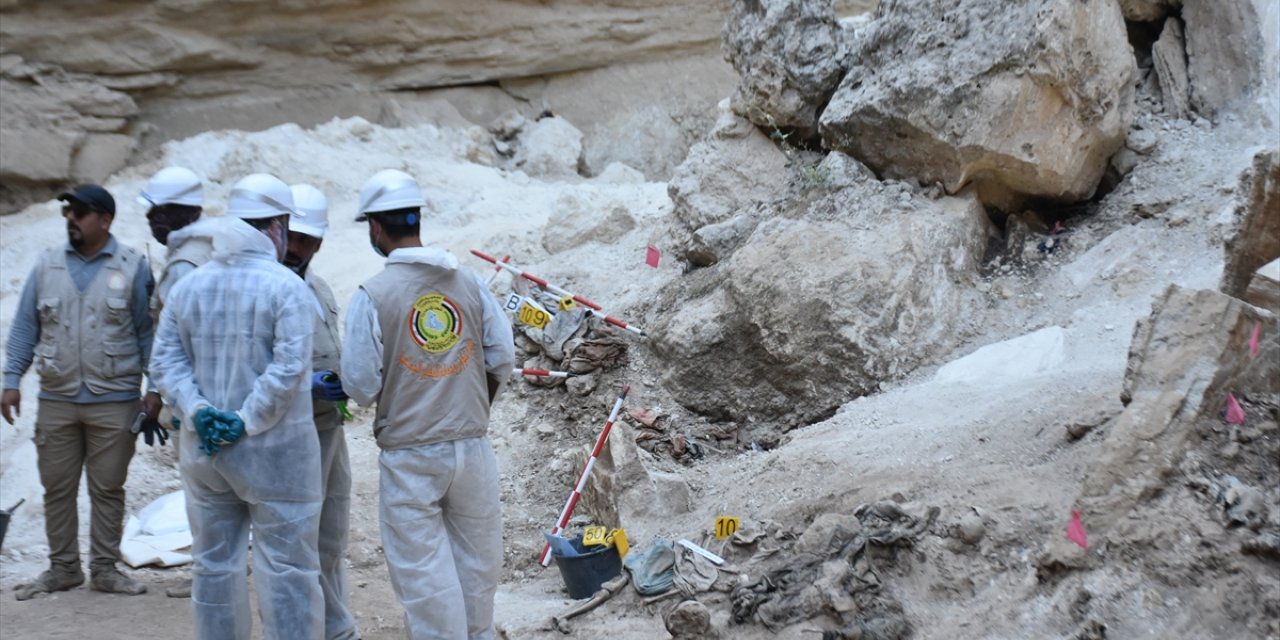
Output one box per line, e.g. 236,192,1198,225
933,325,1067,385
120,491,192,568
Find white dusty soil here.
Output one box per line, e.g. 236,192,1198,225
0,103,1275,638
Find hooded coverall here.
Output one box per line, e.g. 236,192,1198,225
150,218,324,640
342,247,515,640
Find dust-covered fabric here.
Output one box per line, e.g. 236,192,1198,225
730,503,939,639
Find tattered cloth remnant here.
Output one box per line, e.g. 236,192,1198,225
730,502,938,639
566,333,629,373
673,541,720,596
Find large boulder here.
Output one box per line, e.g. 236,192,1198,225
512,116,584,179
650,159,990,427
723,0,847,139
1183,0,1273,118
820,0,1134,209
667,108,789,266
1069,286,1275,540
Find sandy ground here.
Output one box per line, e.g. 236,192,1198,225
0,99,1276,639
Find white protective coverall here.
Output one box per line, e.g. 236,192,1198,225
342,247,515,640
150,217,323,640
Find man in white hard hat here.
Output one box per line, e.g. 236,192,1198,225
140,165,220,596
342,169,515,639
3,185,154,600
126,167,219,455
150,173,324,640
286,183,359,640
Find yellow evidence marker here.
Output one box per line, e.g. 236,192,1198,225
558,295,577,311
582,525,608,547
714,516,740,540
607,528,629,557
517,298,552,330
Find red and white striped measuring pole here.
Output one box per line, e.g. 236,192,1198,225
471,249,647,337
537,384,631,567
513,368,576,378
485,254,511,286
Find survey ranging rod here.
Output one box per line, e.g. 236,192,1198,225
537,384,631,567
514,368,576,378
471,249,647,337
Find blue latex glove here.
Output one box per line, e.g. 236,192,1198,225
194,407,246,456
312,370,349,401
194,407,222,455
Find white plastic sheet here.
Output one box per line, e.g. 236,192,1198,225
120,490,193,568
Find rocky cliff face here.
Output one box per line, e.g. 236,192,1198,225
0,0,733,211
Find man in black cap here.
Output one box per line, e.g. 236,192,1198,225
2,184,159,600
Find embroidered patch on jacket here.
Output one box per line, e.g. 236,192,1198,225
408,293,463,353
108,272,128,290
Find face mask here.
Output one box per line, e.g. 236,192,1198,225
369,224,387,258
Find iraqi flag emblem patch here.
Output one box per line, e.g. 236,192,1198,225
408,294,463,353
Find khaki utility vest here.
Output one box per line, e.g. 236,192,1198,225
307,270,343,430
151,232,214,323
33,244,146,396
360,261,490,450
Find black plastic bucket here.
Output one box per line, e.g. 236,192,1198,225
553,536,622,599
0,499,23,550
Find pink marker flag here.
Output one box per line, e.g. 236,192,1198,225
645,246,660,268
1249,321,1261,358
1225,392,1246,425
1066,511,1088,549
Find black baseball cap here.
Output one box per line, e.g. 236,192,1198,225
58,184,116,216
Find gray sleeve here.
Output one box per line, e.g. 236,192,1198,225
158,261,195,305
3,265,41,390
132,256,157,379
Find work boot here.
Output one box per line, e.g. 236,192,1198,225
14,567,85,601
89,567,147,595
165,579,192,598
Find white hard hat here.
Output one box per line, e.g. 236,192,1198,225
227,173,297,220
289,183,328,239
138,166,203,207
356,169,425,220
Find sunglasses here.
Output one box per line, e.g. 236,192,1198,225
61,203,99,219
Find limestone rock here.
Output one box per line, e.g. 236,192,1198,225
1082,286,1275,539
1221,150,1280,299
723,0,847,139
820,0,1134,208
667,108,788,266
542,200,636,255
513,116,583,179
494,56,738,181
957,511,985,545
1152,18,1190,120
651,184,989,427
1183,0,1269,117
1244,258,1279,311
666,600,715,639
0,128,77,182
0,22,261,75
71,133,137,183
1118,0,1180,22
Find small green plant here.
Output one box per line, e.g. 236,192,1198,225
760,111,829,190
